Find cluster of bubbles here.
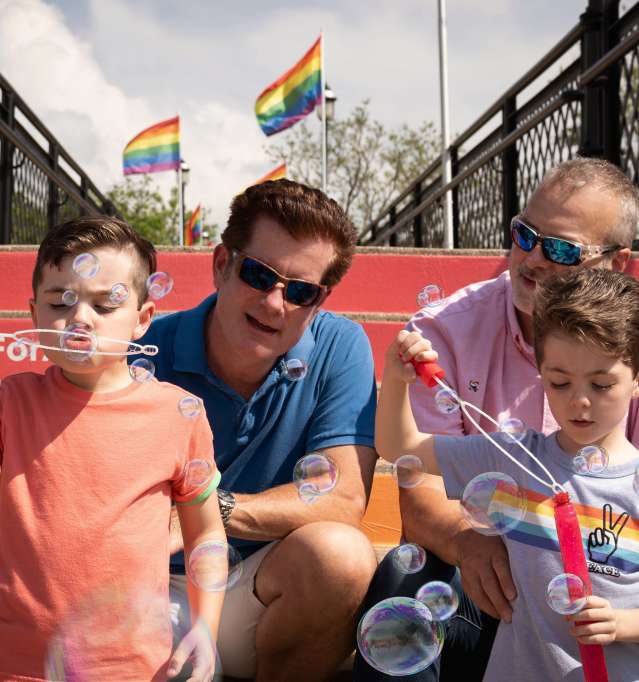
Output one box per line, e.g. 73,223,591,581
72,253,100,279
392,455,426,489
417,284,444,309
129,358,156,382
293,452,339,503
461,472,527,537
434,387,460,415
546,573,586,615
178,395,202,419
571,445,609,475
184,459,214,488
391,544,427,574
187,540,243,592
357,596,445,676
108,283,129,305
61,290,78,307
281,358,308,381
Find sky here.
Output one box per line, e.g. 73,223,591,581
0,0,589,228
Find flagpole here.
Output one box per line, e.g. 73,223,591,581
438,0,454,249
177,162,184,247
320,30,327,194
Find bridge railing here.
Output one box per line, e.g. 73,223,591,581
0,73,116,244
360,0,639,248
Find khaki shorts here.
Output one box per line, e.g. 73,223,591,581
169,541,277,680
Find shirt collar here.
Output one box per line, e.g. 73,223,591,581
504,272,535,360
173,293,217,376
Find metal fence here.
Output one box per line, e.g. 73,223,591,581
0,73,116,244
360,0,639,248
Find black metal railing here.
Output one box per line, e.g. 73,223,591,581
0,73,116,244
361,0,639,248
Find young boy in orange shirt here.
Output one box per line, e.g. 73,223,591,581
0,217,226,681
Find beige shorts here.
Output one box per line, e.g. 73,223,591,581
169,541,277,680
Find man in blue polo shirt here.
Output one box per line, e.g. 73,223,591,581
143,179,378,681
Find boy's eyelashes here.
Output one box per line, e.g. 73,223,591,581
47,302,119,313
549,381,615,391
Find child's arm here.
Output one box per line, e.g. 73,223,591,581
567,597,639,644
376,330,441,475
168,490,227,680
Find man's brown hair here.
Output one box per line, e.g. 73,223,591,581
222,179,357,287
533,268,639,374
33,217,157,305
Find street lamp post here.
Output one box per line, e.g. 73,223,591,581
178,160,190,246
317,85,337,192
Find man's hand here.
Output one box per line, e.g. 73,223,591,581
456,527,517,622
167,618,216,681
566,596,618,646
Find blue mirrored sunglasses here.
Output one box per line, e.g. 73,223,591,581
510,217,620,266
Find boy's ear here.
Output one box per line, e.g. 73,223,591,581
29,298,37,326
633,375,639,399
131,300,155,341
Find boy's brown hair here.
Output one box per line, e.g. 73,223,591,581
222,179,357,287
533,268,639,374
33,217,157,305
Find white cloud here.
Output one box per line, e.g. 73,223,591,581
0,0,271,227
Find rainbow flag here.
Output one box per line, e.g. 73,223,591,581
255,163,287,185
255,37,322,136
184,205,202,246
123,116,180,175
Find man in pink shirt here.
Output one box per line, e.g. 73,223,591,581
353,158,638,681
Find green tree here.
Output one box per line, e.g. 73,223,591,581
266,100,440,229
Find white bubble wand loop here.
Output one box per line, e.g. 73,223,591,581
8,329,158,357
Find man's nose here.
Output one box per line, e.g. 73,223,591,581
523,241,551,268
262,282,286,310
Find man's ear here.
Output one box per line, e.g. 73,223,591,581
611,247,631,272
132,300,156,341
212,244,231,290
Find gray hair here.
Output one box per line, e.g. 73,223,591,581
538,157,639,247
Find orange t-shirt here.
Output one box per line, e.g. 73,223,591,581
0,366,219,681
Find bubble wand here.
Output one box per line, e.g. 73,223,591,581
413,359,609,682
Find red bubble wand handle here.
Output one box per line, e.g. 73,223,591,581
411,360,609,681
554,492,608,682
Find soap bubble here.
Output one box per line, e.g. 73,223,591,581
357,597,444,676
415,581,459,621
129,358,155,383
184,459,214,487
391,544,427,574
461,472,526,536
293,452,338,503
546,573,587,615
146,272,173,300
392,455,426,489
282,358,308,381
417,284,444,309
72,253,100,279
499,417,526,443
59,324,97,362
435,387,460,414
178,395,202,419
187,540,243,592
572,445,608,474
62,290,78,307
45,586,172,681
108,283,129,305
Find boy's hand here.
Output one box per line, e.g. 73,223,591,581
167,618,217,681
385,330,438,383
566,595,618,645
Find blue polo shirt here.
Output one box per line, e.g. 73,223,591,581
138,294,377,571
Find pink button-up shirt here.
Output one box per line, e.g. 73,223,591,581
408,270,639,440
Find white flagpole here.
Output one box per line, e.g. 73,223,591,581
320,30,327,194
177,162,184,247
438,0,454,249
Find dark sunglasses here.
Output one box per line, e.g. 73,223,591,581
510,216,621,266
233,250,329,307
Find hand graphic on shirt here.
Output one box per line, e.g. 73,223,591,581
587,503,629,564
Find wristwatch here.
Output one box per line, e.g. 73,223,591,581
217,489,236,527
